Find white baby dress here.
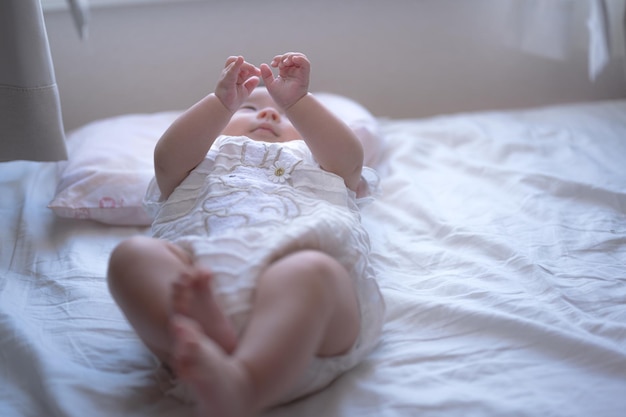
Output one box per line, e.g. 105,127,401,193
144,135,385,403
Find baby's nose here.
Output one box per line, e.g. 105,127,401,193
258,108,280,122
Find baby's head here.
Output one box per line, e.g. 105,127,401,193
222,88,383,168
222,87,301,143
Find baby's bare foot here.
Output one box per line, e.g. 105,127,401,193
172,269,238,353
171,315,254,417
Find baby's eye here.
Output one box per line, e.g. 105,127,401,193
240,105,257,111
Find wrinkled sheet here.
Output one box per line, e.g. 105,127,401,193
1,99,625,417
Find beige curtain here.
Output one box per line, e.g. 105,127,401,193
0,0,67,162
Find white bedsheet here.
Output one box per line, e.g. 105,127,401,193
1,99,625,417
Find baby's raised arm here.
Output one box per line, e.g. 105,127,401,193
154,57,260,200
261,53,364,191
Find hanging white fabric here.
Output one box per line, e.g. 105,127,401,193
68,0,90,39
504,0,625,81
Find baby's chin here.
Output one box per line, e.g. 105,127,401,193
246,131,300,143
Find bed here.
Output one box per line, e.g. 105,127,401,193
1,96,625,417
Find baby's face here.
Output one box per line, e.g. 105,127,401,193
222,88,301,143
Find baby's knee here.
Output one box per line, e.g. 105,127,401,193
107,236,155,285
285,251,351,299
109,235,149,267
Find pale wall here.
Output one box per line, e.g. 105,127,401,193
43,0,626,131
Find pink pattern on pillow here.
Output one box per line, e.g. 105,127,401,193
48,112,180,226
99,197,119,209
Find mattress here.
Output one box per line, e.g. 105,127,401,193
1,99,625,417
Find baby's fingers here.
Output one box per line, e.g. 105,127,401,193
260,63,275,84
239,63,261,83
270,54,283,68
271,52,308,69
222,56,244,81
223,56,260,85
224,55,241,68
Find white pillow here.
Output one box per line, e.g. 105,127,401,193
49,112,180,226
49,94,382,226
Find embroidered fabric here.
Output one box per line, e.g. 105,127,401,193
144,135,385,403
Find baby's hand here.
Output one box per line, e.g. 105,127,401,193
260,52,310,110
215,56,261,112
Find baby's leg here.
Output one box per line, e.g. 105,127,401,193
170,315,251,417
170,249,360,416
172,270,237,353
107,236,236,364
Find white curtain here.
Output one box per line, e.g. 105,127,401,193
0,0,67,162
503,0,626,81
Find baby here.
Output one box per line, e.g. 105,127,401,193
107,52,385,417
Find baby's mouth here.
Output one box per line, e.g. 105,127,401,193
253,123,278,136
